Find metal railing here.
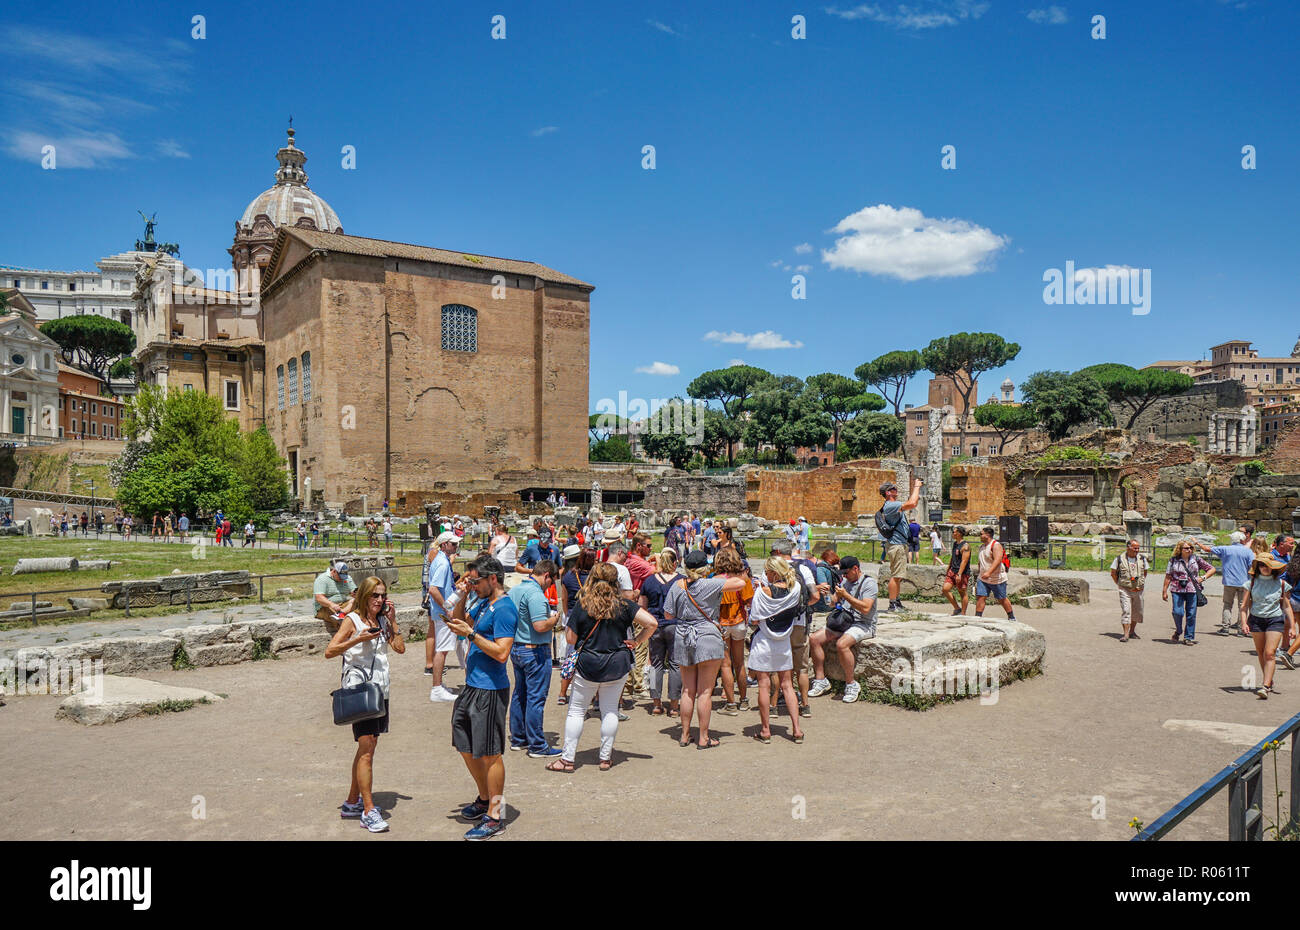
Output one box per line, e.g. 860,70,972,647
1134,710,1300,841
0,562,429,624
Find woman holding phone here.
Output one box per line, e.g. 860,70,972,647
325,575,403,833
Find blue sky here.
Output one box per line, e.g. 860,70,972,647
2,0,1296,413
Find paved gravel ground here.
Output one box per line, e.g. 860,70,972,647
2,579,1295,841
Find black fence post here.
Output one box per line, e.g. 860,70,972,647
259,576,264,602
30,592,37,625
124,587,130,618
186,579,192,612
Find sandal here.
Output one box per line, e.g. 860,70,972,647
792,733,804,744
599,758,613,771
545,758,574,773
754,732,771,744
651,705,665,716
697,737,720,750
556,696,568,705
666,707,678,718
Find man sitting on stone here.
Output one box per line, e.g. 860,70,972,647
314,560,357,632
807,556,877,703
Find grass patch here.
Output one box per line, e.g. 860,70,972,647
406,625,426,642
250,637,275,661
171,644,194,670
141,697,210,715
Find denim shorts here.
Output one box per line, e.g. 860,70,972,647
975,579,1007,600
1248,614,1286,634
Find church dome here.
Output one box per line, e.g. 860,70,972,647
238,127,342,233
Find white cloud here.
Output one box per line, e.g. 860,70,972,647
821,203,1009,281
729,359,746,367
156,139,190,158
531,126,559,137
704,330,804,350
769,259,783,268
1026,6,1069,23
647,19,678,35
824,1,989,28
794,242,813,254
3,130,133,168
635,361,680,376
795,264,811,273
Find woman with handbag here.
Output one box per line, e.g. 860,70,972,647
325,575,403,833
1162,539,1215,645
713,547,753,716
664,550,748,750
547,562,657,772
747,558,806,744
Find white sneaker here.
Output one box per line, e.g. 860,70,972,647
360,808,389,833
842,681,861,703
429,685,457,703
807,678,832,698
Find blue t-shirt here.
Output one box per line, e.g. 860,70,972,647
640,571,682,623
1211,544,1255,588
425,551,455,620
466,597,518,690
508,577,551,645
518,541,559,570
879,501,910,546
1249,575,1292,619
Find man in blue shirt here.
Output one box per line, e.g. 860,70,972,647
796,516,811,553
516,529,560,576
424,531,461,701
507,559,561,757
445,555,517,840
876,478,923,612
1198,532,1256,636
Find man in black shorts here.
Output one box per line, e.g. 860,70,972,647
445,555,517,840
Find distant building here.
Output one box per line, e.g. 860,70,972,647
0,253,146,325
0,312,61,443
57,364,124,440
904,373,1029,462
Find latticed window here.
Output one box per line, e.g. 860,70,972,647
288,358,298,405
441,304,478,352
277,366,285,409
302,352,312,401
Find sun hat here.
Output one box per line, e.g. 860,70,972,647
562,544,581,561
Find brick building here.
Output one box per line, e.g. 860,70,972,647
57,364,124,439
259,226,593,506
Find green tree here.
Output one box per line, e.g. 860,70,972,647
743,378,833,465
838,412,905,461
972,401,1039,454
1077,363,1195,430
856,349,923,416
39,315,136,382
697,407,736,467
804,372,884,452
237,426,290,512
686,365,775,465
639,398,698,469
1020,370,1115,441
589,435,633,462
921,332,1021,454
109,357,136,380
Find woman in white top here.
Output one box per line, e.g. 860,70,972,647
325,575,404,833
929,527,944,566
489,524,517,570
747,557,806,744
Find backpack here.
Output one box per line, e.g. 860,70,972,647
813,561,842,612
791,557,819,620
874,506,904,542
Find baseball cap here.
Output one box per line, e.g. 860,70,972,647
332,561,350,577
684,550,709,570
839,555,860,572
879,481,897,497
789,519,797,526
434,530,459,546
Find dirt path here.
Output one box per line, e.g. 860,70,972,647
3,582,1294,841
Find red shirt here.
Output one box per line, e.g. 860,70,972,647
625,552,655,592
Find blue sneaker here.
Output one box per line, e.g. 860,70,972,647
459,797,489,821
340,799,364,819
464,817,505,840
527,745,563,758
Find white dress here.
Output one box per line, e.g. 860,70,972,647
746,586,802,673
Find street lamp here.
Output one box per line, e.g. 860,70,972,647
84,478,97,535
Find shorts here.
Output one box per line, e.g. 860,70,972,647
673,625,725,666
427,613,456,652
352,698,390,741
451,686,509,758
1248,615,1286,634
841,622,876,645
791,624,810,676
944,569,969,592
908,540,920,554
720,622,747,641
886,545,909,577
975,579,1008,600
